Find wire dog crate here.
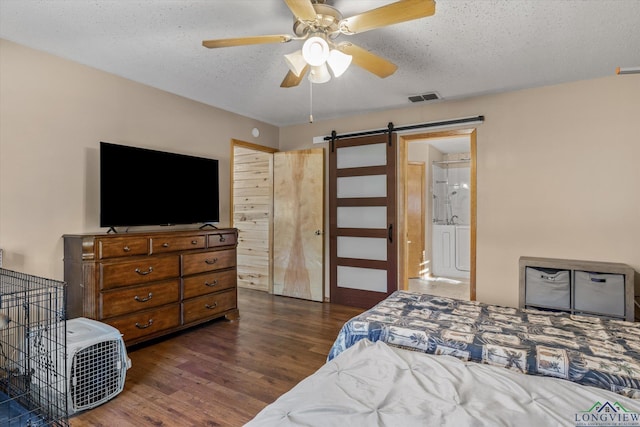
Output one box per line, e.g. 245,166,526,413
0,268,68,426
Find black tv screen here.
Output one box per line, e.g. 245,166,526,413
100,142,219,228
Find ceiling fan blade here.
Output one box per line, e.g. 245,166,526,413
202,35,292,49
280,65,309,88
283,0,318,22
338,43,398,78
340,0,436,35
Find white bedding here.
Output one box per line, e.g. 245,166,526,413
246,340,640,427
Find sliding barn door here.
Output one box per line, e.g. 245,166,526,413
273,149,324,301
329,133,397,309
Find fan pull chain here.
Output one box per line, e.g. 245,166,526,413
309,81,314,123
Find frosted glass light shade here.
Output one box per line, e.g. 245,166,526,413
309,64,331,84
302,36,330,67
284,50,307,77
327,49,352,77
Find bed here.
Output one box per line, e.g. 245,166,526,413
328,290,640,398
245,290,640,426
246,339,640,427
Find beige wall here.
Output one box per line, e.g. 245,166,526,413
280,74,640,307
0,39,279,280
2,37,639,310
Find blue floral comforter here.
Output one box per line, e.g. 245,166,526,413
328,290,640,398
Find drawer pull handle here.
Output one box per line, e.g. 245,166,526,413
134,292,153,302
135,266,154,275
135,319,154,329
205,302,218,310
205,258,218,265
205,280,219,287
218,234,226,242
162,243,170,248
191,240,198,245
123,246,131,252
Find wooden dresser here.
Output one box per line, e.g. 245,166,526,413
63,228,239,346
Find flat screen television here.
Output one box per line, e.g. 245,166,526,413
100,142,219,228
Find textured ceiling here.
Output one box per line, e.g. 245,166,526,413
1,0,639,127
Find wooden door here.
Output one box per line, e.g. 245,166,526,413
329,133,397,309
407,162,425,278
232,141,276,292
273,149,324,301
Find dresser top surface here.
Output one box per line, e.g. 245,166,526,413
63,227,236,239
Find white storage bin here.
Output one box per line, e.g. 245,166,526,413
574,271,625,317
525,267,571,309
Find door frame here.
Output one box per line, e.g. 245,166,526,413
230,139,278,293
398,128,478,300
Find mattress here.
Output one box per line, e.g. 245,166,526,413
246,339,640,427
328,290,640,398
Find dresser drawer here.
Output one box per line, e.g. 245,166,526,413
107,304,180,343
98,236,148,259
101,279,180,318
100,255,180,289
181,249,236,276
183,269,236,299
182,289,236,324
207,231,237,248
151,235,206,254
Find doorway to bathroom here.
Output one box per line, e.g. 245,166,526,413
399,129,476,301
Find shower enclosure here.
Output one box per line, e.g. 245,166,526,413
431,160,470,279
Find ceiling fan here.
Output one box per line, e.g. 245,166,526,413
202,0,436,88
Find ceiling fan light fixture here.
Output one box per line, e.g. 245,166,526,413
302,35,330,67
203,0,437,89
284,50,307,77
327,49,352,78
308,63,331,84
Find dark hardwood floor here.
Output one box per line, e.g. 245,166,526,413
69,288,364,427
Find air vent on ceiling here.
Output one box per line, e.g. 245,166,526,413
409,92,440,103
